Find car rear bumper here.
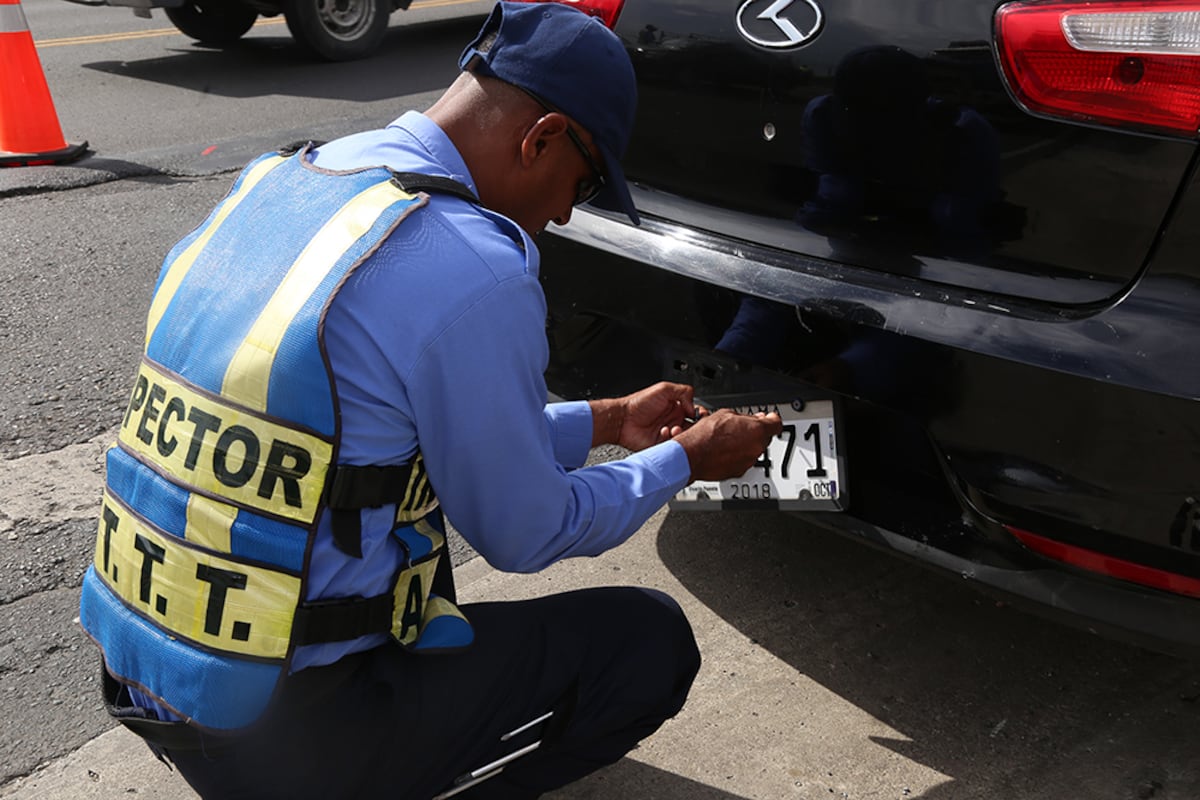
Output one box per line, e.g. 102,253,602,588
537,202,1200,659
800,508,1200,659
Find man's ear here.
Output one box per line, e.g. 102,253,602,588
520,113,569,168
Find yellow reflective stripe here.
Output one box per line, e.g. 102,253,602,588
222,180,418,410
144,155,287,349
96,491,300,660
119,360,332,524
395,455,439,523
185,494,237,553
412,517,446,552
390,555,441,646
425,595,469,625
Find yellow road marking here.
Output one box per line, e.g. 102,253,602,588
34,0,478,48
36,16,283,47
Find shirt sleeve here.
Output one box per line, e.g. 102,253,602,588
543,400,593,469
407,274,692,573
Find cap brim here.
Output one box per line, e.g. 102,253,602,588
587,146,641,226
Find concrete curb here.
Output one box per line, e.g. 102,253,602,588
0,508,949,800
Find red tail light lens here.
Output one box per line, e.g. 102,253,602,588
994,1,1200,136
1007,526,1200,598
519,0,626,28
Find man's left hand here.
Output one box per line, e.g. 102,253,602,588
591,382,706,451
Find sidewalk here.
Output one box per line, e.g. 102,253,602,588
0,507,946,800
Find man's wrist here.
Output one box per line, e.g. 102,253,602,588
588,397,625,448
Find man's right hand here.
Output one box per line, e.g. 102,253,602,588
674,409,784,482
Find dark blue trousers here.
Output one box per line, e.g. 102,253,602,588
164,586,700,799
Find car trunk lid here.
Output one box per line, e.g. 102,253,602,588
609,0,1199,306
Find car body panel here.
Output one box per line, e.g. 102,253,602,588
615,0,1195,305
535,0,1200,657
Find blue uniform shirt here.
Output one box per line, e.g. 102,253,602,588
291,111,692,670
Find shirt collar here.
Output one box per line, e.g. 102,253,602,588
385,111,478,199
385,110,535,259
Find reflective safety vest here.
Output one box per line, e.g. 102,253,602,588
80,146,476,731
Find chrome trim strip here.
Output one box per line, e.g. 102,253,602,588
544,207,1200,400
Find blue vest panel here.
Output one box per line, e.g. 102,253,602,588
80,149,473,731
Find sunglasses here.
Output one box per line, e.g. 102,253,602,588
518,87,606,206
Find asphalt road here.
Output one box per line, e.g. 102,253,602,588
4,0,496,461
1,2,494,783
8,0,493,198
1,4,1199,799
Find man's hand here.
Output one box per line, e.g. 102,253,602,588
589,382,705,451
673,409,783,482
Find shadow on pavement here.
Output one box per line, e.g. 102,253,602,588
655,509,1200,799
547,756,751,800
0,156,165,197
80,16,479,102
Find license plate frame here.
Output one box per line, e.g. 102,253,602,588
670,394,847,512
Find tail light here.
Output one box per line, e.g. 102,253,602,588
994,1,1200,136
519,0,626,28
1007,526,1200,598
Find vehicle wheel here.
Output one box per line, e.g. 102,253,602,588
165,0,258,45
284,0,389,61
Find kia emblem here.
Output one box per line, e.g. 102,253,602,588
736,0,824,49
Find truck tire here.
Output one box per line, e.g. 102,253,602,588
165,0,258,45
284,0,389,61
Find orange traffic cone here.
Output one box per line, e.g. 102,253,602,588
0,0,87,167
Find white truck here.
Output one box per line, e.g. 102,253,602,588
69,0,414,60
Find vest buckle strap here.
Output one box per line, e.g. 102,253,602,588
390,172,479,204
330,508,365,559
290,590,394,646
290,547,443,647
276,140,326,157
325,459,437,559
325,462,418,509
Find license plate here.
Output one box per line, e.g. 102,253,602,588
670,398,846,511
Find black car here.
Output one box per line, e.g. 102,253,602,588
532,0,1200,657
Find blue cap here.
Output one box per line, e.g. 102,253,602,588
460,1,640,225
